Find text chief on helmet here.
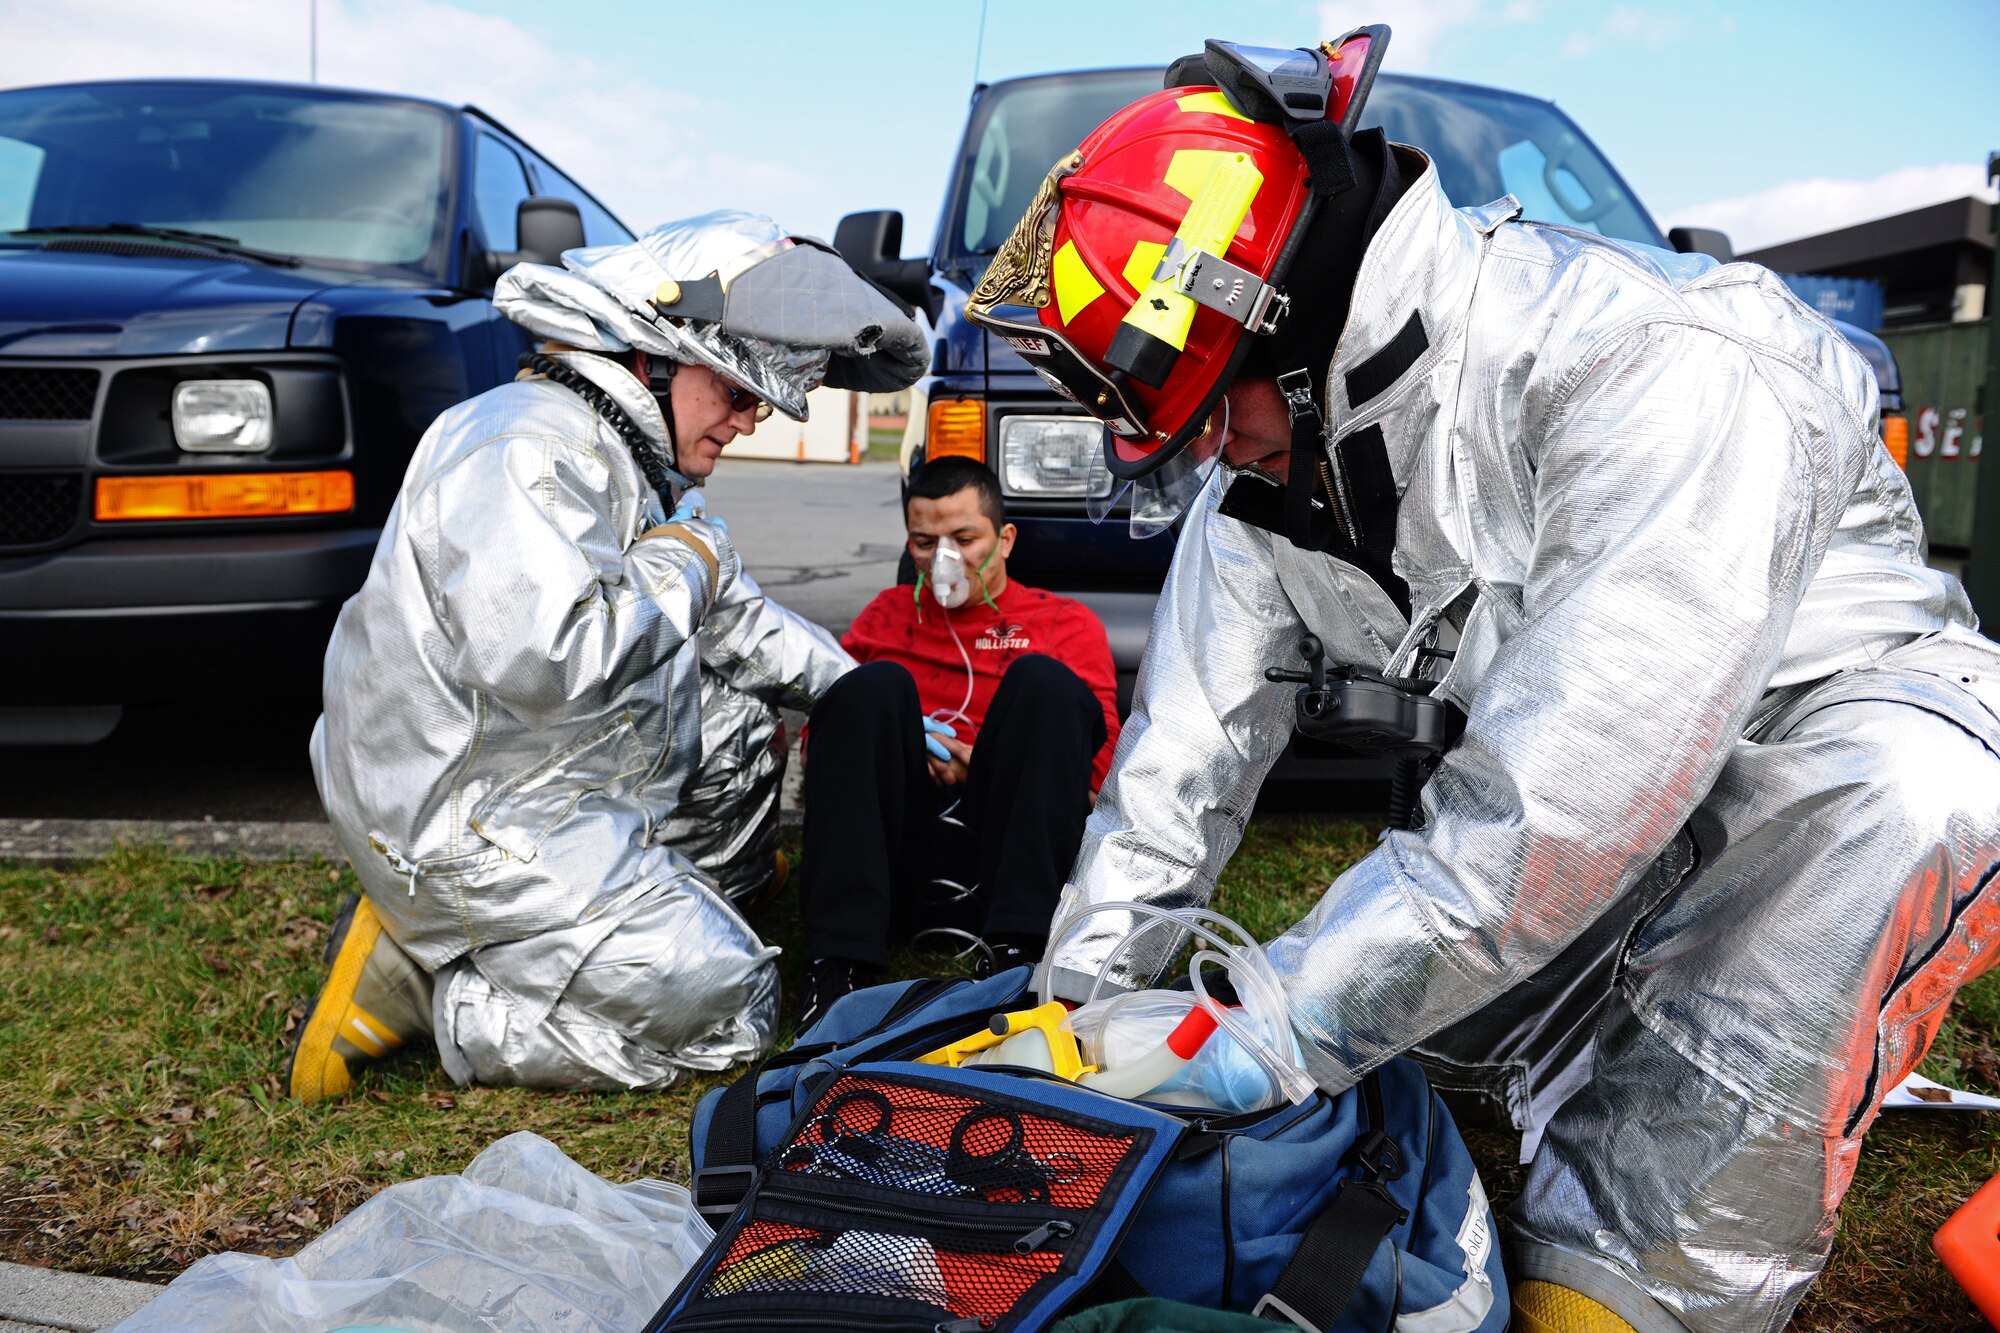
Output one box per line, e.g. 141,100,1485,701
300,213,926,1102
976,27,2000,1333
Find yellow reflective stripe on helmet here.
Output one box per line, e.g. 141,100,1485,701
1051,239,1107,325
1119,153,1263,354
1164,148,1248,200
1123,240,1168,293
1175,90,1252,122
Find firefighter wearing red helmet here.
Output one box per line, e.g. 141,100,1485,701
970,31,2000,1333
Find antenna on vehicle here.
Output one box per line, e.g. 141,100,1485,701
971,0,989,86
308,0,318,83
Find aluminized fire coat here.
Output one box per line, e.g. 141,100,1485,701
311,346,853,1092
1048,147,2000,1332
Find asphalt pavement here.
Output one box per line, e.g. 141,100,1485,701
698,457,908,637
0,458,904,824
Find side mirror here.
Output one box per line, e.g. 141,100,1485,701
834,209,932,311
477,196,587,287
1668,226,1736,264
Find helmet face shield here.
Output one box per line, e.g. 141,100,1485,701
1086,397,1228,538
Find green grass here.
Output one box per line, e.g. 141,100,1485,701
866,425,905,463
1,828,1996,1328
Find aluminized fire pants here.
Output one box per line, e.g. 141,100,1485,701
1422,681,2000,1333
428,668,789,1093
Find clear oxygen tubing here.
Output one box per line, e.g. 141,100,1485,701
931,607,976,730
1040,899,1316,1104
1075,911,1307,1105
913,535,1000,733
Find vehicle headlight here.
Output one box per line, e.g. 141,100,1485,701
172,380,272,452
998,415,1112,498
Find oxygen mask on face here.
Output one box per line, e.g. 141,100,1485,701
926,535,972,609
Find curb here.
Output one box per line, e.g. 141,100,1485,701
0,1263,160,1332
0,819,345,865
0,810,804,867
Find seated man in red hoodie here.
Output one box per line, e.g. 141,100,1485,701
795,457,1120,1028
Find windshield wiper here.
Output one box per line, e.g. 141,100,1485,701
10,223,303,268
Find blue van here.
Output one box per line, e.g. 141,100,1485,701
0,80,632,721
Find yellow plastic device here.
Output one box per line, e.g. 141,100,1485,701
916,1000,1098,1083
1104,151,1265,387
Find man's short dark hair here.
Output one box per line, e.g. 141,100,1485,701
906,456,1006,530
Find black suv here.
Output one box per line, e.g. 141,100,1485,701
838,66,1904,717
0,80,632,718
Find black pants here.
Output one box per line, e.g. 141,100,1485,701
800,654,1107,967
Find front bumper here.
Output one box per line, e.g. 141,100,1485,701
0,527,378,702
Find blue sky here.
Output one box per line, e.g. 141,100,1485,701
4,0,1995,252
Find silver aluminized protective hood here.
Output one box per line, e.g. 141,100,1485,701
494,210,926,421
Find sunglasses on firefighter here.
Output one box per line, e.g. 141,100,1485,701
719,373,774,423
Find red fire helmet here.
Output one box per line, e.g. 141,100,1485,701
966,27,1389,481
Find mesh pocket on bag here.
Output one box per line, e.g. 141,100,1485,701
702,1216,1063,1323
777,1073,1137,1208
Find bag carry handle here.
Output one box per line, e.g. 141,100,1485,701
1251,1071,1408,1332
694,1040,842,1223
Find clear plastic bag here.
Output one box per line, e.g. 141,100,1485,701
1040,898,1316,1107
1066,991,1296,1114
108,1132,713,1333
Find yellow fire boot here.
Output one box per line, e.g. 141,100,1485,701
1512,1280,1641,1333
287,894,433,1104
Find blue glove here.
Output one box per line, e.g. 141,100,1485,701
669,491,728,538
921,717,957,762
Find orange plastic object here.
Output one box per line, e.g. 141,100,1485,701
925,398,986,463
1882,413,1909,469
1935,1170,2000,1326
97,470,354,520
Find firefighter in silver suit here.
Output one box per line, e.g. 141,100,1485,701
968,44,2000,1333
292,212,925,1099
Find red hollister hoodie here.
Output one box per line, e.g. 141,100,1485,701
840,579,1122,791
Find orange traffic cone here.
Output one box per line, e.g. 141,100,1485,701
1935,1170,2000,1327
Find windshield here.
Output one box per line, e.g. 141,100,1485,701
0,83,453,274
942,68,1663,274
949,70,1161,262
1362,76,1662,246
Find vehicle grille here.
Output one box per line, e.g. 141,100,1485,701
0,472,85,547
0,368,100,421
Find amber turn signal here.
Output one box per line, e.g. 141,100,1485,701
925,398,987,463
96,470,356,521
1882,414,1909,470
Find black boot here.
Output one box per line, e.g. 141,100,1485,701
794,956,878,1035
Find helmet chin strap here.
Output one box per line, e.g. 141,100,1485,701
638,352,698,501
1279,368,1352,552
1259,130,1401,555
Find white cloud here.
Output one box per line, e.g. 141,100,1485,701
1661,162,1997,253
1560,5,1687,58
1318,0,1539,74
0,0,817,234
